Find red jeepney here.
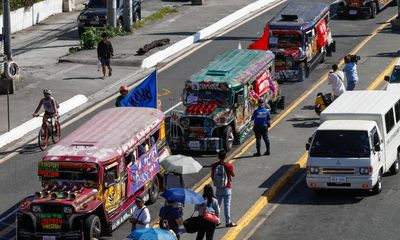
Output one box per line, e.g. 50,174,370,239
17,107,170,239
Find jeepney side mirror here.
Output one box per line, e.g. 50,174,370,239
384,76,390,82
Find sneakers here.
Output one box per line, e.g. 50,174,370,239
226,222,237,228
264,151,270,156
253,152,261,157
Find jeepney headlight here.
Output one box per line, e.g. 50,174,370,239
308,166,319,174
285,58,293,70
63,206,73,214
32,205,41,213
359,167,373,175
180,118,190,128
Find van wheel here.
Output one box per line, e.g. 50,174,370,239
298,62,306,81
370,2,377,18
84,215,101,240
390,159,399,175
372,170,382,195
148,176,160,204
223,126,234,152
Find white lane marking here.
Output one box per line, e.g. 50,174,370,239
164,102,183,114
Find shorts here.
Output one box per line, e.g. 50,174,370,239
100,58,110,66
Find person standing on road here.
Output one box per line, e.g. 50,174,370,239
97,32,114,79
328,64,345,99
129,196,150,230
343,55,359,91
115,85,129,107
159,200,184,239
252,99,271,156
211,150,237,228
195,184,220,240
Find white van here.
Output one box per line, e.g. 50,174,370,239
385,58,400,91
306,91,400,194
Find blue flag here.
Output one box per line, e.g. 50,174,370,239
120,70,157,108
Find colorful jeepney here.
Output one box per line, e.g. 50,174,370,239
169,49,283,153
17,107,170,239
251,2,335,82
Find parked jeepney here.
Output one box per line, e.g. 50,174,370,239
337,0,395,18
252,2,335,82
17,107,170,240
169,49,283,153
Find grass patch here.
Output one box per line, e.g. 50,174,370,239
133,7,178,29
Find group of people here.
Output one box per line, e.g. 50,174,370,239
328,54,360,99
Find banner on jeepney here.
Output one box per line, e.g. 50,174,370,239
316,19,328,49
120,70,157,108
127,145,160,196
255,69,272,96
248,25,269,50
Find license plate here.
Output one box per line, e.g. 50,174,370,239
43,236,56,240
90,20,99,25
349,10,358,15
188,141,200,150
330,176,347,183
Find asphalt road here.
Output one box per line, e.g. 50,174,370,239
0,0,399,239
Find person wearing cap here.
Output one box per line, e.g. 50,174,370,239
130,196,150,230
97,32,114,79
252,98,271,156
159,200,184,239
115,86,129,107
33,89,59,129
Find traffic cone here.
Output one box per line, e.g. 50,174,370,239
238,42,242,49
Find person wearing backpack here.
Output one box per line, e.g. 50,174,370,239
195,184,220,240
211,150,237,228
159,200,184,239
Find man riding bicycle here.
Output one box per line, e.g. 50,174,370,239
33,89,59,128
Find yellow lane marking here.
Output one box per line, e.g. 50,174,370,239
367,57,398,90
158,88,172,97
222,17,398,240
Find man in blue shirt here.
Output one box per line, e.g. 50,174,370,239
343,55,359,91
252,99,271,156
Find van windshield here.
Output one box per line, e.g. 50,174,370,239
390,67,400,83
310,130,371,158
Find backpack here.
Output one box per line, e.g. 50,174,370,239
213,164,228,188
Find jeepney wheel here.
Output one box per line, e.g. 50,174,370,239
372,170,382,195
336,3,345,18
223,126,234,152
370,2,377,18
298,62,307,82
84,215,102,240
148,176,160,204
390,159,399,175
319,49,326,63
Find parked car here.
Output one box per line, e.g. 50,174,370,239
337,0,396,19
77,0,141,36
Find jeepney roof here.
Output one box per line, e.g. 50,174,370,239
189,49,275,88
268,2,329,31
44,107,164,164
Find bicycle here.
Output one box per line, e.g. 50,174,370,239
36,115,61,151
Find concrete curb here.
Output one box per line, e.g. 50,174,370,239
59,57,143,67
141,0,280,68
0,95,88,149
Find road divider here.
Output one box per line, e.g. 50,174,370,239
0,95,87,149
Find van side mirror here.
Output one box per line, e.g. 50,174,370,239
306,143,310,151
374,144,381,152
384,76,390,81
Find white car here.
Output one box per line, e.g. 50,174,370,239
385,58,400,91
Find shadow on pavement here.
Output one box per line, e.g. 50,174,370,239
287,117,320,128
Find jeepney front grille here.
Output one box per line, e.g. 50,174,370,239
322,168,355,175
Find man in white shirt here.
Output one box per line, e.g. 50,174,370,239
328,64,346,99
130,196,151,230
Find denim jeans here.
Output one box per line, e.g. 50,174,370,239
216,188,232,225
347,81,356,91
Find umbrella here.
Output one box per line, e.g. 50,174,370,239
161,188,205,205
161,155,203,174
128,228,176,240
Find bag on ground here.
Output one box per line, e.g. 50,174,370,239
183,216,201,233
213,164,228,188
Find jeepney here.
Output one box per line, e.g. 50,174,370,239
169,49,283,153
253,2,336,82
17,107,170,240
337,0,395,18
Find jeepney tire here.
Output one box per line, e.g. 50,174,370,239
320,50,326,63
390,159,399,175
370,2,377,18
148,176,160,204
223,125,234,152
78,27,85,37
393,0,398,6
298,62,307,82
372,170,383,195
84,215,102,240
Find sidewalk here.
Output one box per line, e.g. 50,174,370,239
0,0,268,139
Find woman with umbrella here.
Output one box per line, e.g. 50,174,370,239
195,184,220,240
159,200,184,239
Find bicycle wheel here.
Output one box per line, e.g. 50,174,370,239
51,120,61,144
38,127,49,151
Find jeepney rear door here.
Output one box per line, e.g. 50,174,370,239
234,89,246,130
305,29,315,62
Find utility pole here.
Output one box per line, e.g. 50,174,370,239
3,0,12,61
107,0,117,27
123,0,133,32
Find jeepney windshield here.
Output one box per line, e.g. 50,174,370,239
38,161,99,189
184,90,233,107
310,130,371,158
390,67,400,83
269,33,302,49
